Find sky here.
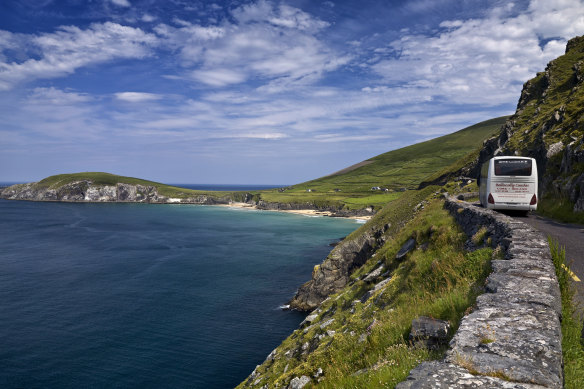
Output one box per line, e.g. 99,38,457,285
1,0,584,184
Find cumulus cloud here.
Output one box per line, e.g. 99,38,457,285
156,0,343,89
110,0,131,7
0,22,157,90
115,92,162,102
369,0,584,105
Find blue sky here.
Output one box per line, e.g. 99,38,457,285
1,0,583,184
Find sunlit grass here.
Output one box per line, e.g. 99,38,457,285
237,198,493,388
549,239,584,389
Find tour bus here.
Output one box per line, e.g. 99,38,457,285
478,156,538,212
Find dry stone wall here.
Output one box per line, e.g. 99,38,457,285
397,196,563,388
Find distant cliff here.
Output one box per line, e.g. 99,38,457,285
0,173,235,205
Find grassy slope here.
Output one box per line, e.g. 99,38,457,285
550,239,584,389
238,197,494,388
259,117,507,209
497,37,584,222
32,172,239,199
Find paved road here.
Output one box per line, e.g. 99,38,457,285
513,213,584,310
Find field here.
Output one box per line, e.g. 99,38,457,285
258,117,507,210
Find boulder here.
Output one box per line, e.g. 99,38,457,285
409,316,450,349
396,238,416,261
288,375,311,389
363,265,385,282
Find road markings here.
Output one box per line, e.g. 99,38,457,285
562,263,581,282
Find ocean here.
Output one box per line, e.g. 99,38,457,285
0,199,359,388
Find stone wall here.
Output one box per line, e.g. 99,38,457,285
397,197,563,388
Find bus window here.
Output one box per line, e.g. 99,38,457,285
494,159,532,176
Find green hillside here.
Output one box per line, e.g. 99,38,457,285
259,116,507,209
34,172,232,198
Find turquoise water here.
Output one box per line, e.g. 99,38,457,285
0,199,358,388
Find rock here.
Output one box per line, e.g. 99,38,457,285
300,313,318,328
320,319,335,329
363,265,385,282
289,224,388,310
396,238,416,261
288,375,311,389
546,141,564,158
409,316,451,349
360,277,392,302
313,368,323,378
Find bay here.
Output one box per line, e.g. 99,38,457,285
0,199,358,388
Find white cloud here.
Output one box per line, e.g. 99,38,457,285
191,68,247,87
369,0,584,106
111,0,131,7
0,22,157,90
157,0,341,89
115,92,162,102
141,13,156,22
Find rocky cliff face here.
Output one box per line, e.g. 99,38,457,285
468,35,584,212
288,186,436,311
0,181,228,205
288,223,389,310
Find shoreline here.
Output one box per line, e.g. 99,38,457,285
217,202,372,222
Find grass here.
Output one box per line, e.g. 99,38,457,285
29,172,249,200
538,196,584,225
256,117,506,210
238,198,493,388
549,239,584,389
15,116,505,212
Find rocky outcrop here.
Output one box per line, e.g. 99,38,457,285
420,35,584,214
409,316,451,350
397,197,562,388
288,222,391,311
0,181,231,205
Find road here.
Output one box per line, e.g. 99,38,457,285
514,213,584,310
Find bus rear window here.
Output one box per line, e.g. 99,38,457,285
494,159,532,176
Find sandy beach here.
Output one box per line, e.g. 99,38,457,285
219,202,372,222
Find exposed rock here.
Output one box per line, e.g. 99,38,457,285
300,313,318,328
289,223,391,311
363,264,385,282
396,361,547,389
319,319,335,329
288,375,311,389
409,316,450,349
360,277,391,302
546,141,563,158
396,237,416,261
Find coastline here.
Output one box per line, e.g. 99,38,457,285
216,201,372,222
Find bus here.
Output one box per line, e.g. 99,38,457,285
478,156,538,213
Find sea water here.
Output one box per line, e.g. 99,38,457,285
0,199,359,388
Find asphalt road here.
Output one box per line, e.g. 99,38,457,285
512,212,584,310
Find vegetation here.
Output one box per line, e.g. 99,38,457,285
503,40,584,154
549,239,584,389
23,117,505,211
32,172,246,199
238,198,493,388
538,196,584,224
258,117,507,209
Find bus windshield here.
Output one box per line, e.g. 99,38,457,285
494,159,532,176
